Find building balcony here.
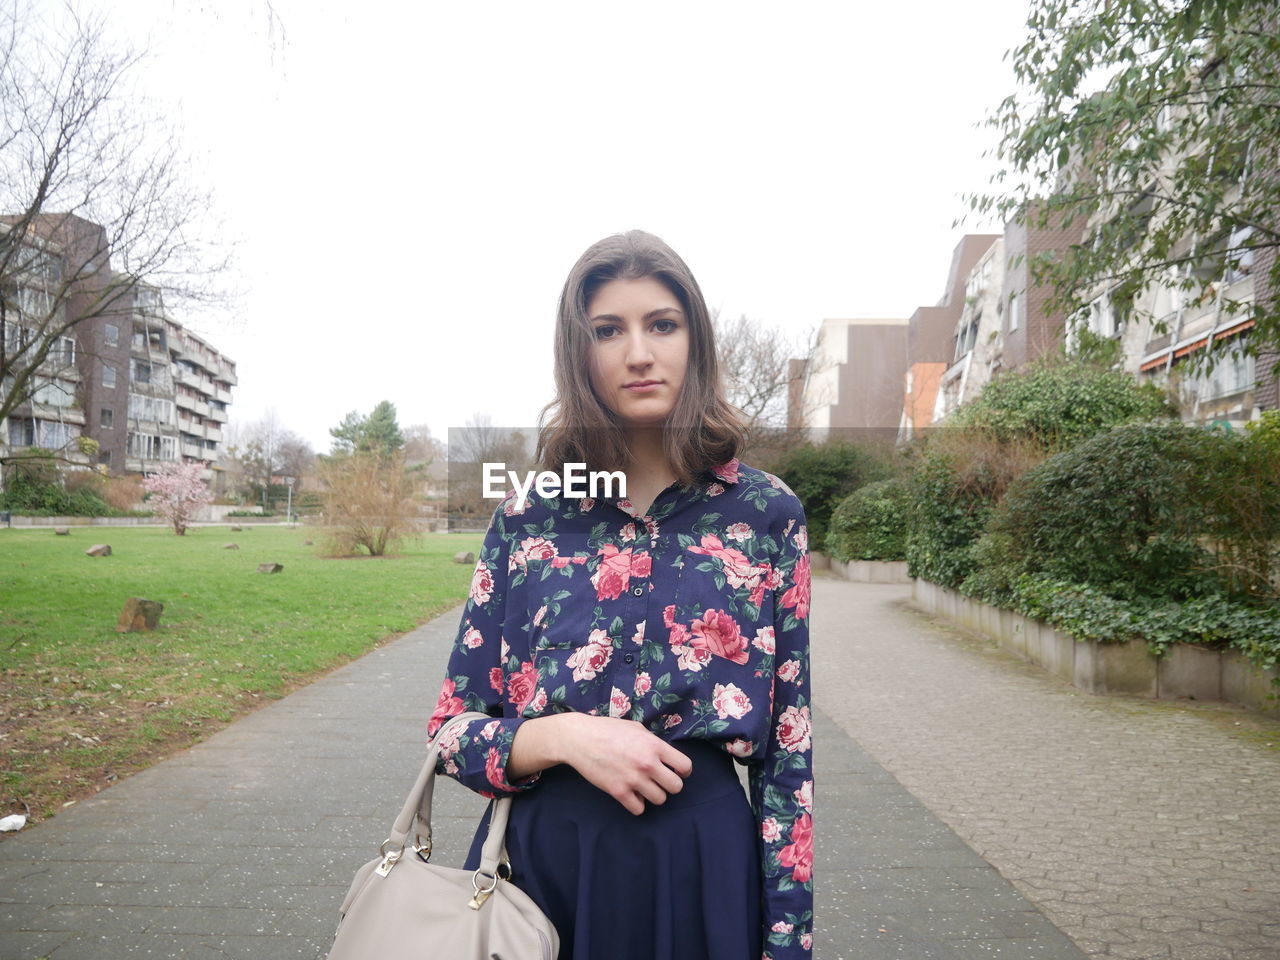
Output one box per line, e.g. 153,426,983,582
177,416,200,435
192,399,210,418
207,406,228,423
180,440,203,459
214,386,233,403
205,426,223,443
30,403,86,426
175,391,198,412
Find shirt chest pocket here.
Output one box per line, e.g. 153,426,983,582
672,547,775,667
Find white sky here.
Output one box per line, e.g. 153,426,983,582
95,0,1032,452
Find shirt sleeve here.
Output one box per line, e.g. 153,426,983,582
426,497,541,799
749,493,814,958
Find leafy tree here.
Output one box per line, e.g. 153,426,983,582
969,0,1280,378
329,401,404,460
144,461,214,535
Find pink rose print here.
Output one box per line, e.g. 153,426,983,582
761,817,783,842
620,522,638,542
687,535,769,592
674,644,711,672
631,621,646,646
712,682,752,720
528,687,548,713
780,553,811,621
533,604,547,627
634,672,652,696
663,604,677,628
794,780,813,812
725,737,754,758
793,525,808,552
778,812,813,883
590,544,651,601
707,482,724,496
463,627,484,649
506,660,538,712
801,933,813,950
667,621,691,647
510,550,526,573
520,536,557,562
712,457,741,484
776,705,811,753
567,633,613,682
489,666,504,694
691,608,749,664
581,497,595,511
725,521,753,543
752,627,776,655
608,687,630,718
426,678,463,736
435,722,463,758
663,713,682,729
501,638,510,660
481,719,501,741
777,658,801,683
485,746,509,791
469,561,494,605
771,921,794,934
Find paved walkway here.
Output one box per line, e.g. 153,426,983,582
0,574,1274,958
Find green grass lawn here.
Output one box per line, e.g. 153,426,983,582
0,524,479,824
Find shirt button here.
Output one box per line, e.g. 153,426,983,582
624,654,634,664
632,586,644,596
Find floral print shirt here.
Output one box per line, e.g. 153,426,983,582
427,456,814,958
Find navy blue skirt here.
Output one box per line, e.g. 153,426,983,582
465,738,762,960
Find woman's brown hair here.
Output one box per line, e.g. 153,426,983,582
535,230,746,490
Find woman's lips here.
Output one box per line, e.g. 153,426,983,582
624,382,661,393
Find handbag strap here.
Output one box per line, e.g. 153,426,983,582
388,711,511,876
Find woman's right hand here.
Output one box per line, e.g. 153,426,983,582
508,713,693,815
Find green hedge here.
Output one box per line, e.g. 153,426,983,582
826,478,910,562
773,441,892,551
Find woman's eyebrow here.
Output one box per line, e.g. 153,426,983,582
589,307,685,323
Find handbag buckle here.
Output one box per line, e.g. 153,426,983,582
468,869,499,910
412,833,433,863
375,839,404,878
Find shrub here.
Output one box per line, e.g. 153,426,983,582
990,421,1237,601
319,451,416,556
826,478,911,562
772,440,893,550
950,352,1175,452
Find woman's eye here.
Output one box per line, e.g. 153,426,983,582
594,325,618,340
654,319,677,333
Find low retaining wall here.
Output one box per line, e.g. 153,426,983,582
817,553,911,584
911,578,1280,716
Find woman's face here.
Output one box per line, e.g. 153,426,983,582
586,275,690,430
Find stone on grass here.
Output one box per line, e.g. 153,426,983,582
303,539,313,546
0,814,26,832
230,525,243,532
257,562,284,574
454,551,476,565
54,527,70,536
223,542,239,549
117,597,164,633
85,544,112,557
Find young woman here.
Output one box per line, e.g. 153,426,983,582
427,230,813,959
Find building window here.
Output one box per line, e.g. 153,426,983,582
104,323,119,346
131,358,152,383
98,450,111,467
102,364,116,389
8,417,34,446
127,393,173,424
101,408,113,429
127,432,178,460
32,378,75,407
1008,293,1021,332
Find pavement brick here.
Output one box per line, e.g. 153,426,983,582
811,578,1280,960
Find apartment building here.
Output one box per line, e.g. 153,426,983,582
798,317,909,441
896,235,999,442
0,214,235,478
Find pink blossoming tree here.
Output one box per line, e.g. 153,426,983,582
144,461,214,535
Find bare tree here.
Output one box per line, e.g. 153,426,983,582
0,1,230,466
319,450,416,557
713,311,832,462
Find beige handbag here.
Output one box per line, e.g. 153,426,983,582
327,711,560,960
